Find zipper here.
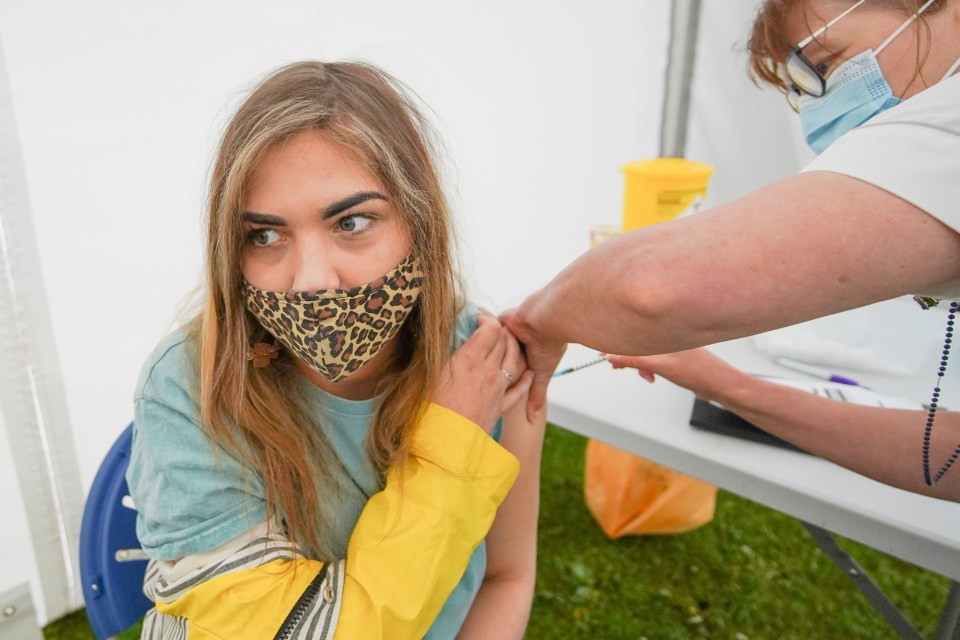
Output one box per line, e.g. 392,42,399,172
273,564,330,640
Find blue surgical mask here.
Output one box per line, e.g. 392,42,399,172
796,1,938,154
798,50,901,154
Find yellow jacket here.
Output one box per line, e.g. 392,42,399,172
141,403,519,639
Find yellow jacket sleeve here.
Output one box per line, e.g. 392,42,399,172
145,403,519,640
337,402,520,637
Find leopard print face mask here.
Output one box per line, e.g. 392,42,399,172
243,255,423,382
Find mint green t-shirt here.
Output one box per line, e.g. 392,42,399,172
127,307,499,639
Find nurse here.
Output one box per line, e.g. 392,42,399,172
503,0,960,500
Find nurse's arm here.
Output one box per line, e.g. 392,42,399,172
607,349,960,502
507,171,960,386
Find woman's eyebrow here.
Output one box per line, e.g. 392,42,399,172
322,191,387,219
242,211,287,226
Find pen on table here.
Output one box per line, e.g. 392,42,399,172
775,357,861,386
552,357,607,378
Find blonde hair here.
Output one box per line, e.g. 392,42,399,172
192,61,460,557
747,0,947,91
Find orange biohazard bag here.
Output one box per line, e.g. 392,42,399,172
583,439,717,538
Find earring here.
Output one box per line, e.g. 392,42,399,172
248,342,280,368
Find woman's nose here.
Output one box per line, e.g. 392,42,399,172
291,242,339,292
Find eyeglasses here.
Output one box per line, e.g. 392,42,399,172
783,0,936,112
785,85,802,113
783,0,869,112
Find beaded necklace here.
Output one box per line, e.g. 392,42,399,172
921,299,959,486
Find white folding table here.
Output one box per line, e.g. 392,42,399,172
547,340,960,640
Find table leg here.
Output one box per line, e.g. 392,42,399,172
801,521,925,640
935,581,960,640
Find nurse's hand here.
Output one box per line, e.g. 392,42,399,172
434,314,533,434
606,348,744,403
499,307,566,423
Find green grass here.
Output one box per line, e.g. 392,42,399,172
528,425,951,639
45,424,950,639
43,609,139,640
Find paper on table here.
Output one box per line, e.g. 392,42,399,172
713,376,923,410
750,296,947,376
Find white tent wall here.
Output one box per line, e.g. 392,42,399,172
687,0,811,206
0,0,806,629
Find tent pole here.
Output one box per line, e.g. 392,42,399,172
0,37,84,624
660,0,703,158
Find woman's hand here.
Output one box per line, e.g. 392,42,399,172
434,313,533,433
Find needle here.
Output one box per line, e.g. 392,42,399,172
552,357,606,378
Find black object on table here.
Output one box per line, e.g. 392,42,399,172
689,398,810,455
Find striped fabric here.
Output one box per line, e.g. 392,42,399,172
139,532,345,639
277,561,344,640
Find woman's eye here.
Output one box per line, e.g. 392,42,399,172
816,61,830,75
338,214,373,234
246,228,282,247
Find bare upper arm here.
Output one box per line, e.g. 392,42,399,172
618,170,960,348
482,397,545,581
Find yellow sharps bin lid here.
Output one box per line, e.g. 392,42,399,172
620,157,714,179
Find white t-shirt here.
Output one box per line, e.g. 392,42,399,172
802,74,960,299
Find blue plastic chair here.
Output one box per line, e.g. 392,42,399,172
79,423,152,639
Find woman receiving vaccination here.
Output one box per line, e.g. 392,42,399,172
128,61,543,639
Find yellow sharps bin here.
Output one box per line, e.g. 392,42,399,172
620,158,714,231
582,157,720,539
